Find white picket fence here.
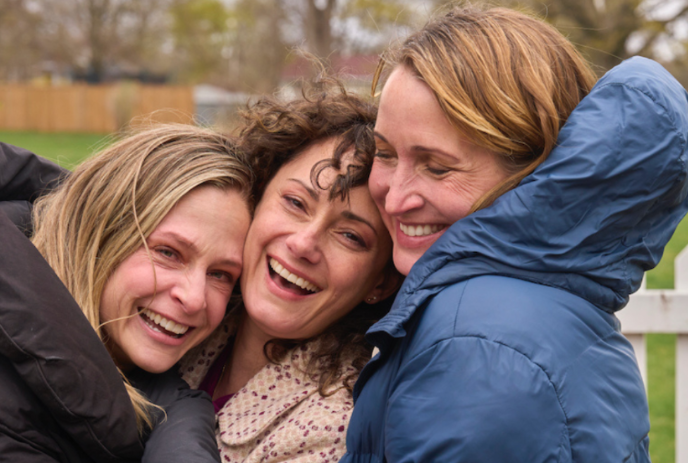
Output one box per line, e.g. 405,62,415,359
618,246,688,462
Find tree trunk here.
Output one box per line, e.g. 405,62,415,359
305,0,335,57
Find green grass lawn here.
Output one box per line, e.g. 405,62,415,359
0,130,681,462
643,216,688,463
0,131,111,169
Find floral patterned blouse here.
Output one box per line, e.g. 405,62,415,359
180,317,357,463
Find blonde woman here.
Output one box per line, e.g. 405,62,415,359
0,125,252,462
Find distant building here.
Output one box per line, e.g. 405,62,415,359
192,54,380,127
278,54,379,99
194,84,252,127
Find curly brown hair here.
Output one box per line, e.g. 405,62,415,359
240,78,378,205
237,78,397,396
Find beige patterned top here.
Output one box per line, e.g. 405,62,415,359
179,317,357,463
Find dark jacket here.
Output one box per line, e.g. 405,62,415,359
0,143,220,462
342,57,686,462
0,209,143,462
0,141,64,234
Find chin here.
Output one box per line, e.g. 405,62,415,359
393,253,413,277
133,356,177,374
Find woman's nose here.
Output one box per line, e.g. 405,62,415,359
285,224,322,264
382,165,424,216
172,270,208,315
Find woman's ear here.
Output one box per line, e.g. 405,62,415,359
364,266,404,304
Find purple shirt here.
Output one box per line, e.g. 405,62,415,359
198,341,234,413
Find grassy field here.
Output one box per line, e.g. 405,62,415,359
644,216,688,462
0,130,680,462
0,131,111,169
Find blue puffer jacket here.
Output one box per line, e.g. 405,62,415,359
342,57,688,462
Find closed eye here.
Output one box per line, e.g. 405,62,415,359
374,150,396,162
426,165,451,176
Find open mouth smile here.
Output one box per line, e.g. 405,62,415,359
399,223,446,237
139,308,191,339
268,257,321,295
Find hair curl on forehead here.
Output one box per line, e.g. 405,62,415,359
238,77,377,203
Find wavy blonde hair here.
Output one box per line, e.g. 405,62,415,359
31,124,252,432
373,4,597,212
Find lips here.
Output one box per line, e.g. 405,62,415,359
268,257,321,294
139,307,191,339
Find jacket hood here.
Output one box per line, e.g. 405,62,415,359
372,57,688,338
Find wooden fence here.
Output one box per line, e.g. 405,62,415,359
0,84,194,133
619,247,688,462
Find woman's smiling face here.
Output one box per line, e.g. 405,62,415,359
100,186,251,373
370,66,509,275
240,138,394,342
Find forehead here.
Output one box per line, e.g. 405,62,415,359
154,186,250,258
377,67,449,128
279,138,340,178
376,67,472,159
268,137,354,198
267,138,384,221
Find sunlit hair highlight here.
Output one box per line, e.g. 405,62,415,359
31,123,252,432
372,3,597,212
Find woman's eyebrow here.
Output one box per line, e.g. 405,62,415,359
374,132,389,143
156,231,242,268
342,211,377,236
375,132,456,161
288,178,319,200
287,179,376,235
157,231,198,252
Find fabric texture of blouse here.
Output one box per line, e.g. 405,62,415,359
180,316,356,463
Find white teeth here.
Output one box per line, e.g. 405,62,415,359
141,308,190,335
269,258,321,293
399,223,444,237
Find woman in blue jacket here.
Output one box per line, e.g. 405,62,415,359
337,5,688,462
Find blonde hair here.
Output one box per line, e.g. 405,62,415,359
373,4,597,211
32,124,252,432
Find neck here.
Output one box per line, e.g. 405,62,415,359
217,312,271,397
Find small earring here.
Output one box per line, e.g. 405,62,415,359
367,296,378,303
